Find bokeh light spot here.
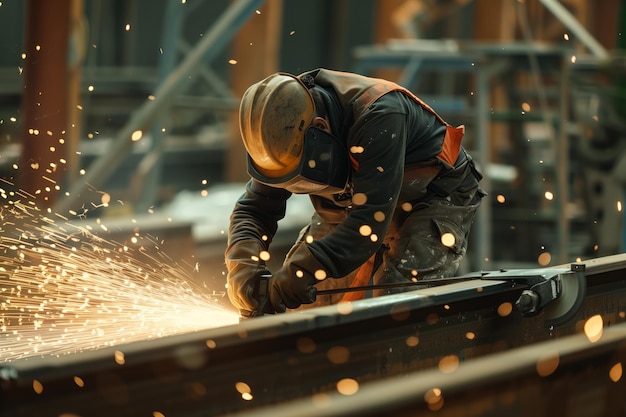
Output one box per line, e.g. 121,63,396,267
114,350,125,365
497,302,513,317
584,314,603,343
424,388,444,411
352,193,367,205
441,233,455,248
336,378,359,396
131,130,143,141
314,269,327,280
33,380,43,394
336,301,353,315
438,355,460,373
406,335,419,347
537,252,551,266
536,352,560,377
327,346,350,364
609,362,622,382
296,337,316,354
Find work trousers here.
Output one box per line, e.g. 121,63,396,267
287,185,483,309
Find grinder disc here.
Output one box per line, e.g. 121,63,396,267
543,271,586,327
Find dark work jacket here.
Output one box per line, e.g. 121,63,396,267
228,68,478,279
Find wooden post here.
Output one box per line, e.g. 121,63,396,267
226,0,283,183
19,0,72,207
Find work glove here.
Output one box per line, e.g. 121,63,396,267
269,243,327,312
225,241,271,316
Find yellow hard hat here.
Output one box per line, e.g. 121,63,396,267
239,73,315,178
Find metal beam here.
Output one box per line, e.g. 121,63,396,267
53,0,267,215
134,0,184,212
231,322,626,417
539,0,609,60
3,253,626,417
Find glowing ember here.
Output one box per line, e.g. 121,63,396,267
0,193,238,362
131,130,143,142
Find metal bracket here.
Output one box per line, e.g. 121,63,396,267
481,263,586,317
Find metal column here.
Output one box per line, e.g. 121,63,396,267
53,0,267,215
133,0,184,213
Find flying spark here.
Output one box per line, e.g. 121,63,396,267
0,191,238,362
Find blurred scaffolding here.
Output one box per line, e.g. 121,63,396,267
0,0,624,275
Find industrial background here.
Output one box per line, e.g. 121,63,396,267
0,0,624,275
2,1,626,417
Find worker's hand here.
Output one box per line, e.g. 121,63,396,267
225,241,271,314
239,273,275,318
269,244,327,312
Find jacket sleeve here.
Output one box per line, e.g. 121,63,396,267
306,108,408,278
225,180,292,311
227,179,292,251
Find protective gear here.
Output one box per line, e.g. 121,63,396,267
239,73,315,178
228,69,483,316
240,273,276,318
305,68,464,168
225,241,271,315
247,126,350,195
269,244,326,312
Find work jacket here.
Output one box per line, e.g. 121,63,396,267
227,68,479,279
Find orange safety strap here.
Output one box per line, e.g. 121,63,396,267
341,253,376,302
437,124,465,168
338,73,464,171
349,153,359,171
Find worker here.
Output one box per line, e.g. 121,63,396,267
225,68,485,317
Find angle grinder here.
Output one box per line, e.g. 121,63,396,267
242,264,587,327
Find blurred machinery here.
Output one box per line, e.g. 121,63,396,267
570,55,626,258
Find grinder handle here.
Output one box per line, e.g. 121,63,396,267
239,273,275,319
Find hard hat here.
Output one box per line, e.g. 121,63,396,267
239,73,315,178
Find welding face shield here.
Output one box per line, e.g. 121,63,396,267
247,125,350,195
240,72,350,195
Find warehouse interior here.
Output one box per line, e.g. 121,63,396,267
1,1,626,416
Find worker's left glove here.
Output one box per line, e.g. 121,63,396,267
269,244,327,312
225,241,270,315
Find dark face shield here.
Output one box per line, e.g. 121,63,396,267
248,126,350,195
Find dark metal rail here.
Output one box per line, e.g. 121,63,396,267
228,322,626,417
1,254,625,417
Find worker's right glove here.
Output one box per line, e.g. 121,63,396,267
225,241,271,316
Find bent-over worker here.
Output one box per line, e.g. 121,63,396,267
225,68,485,316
